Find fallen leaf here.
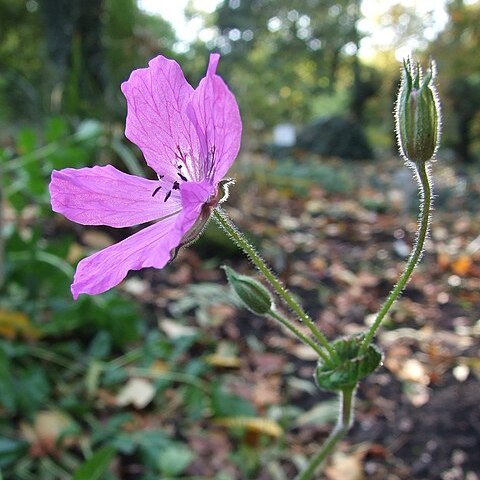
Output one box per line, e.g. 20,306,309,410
295,399,339,427
326,446,368,480
0,309,42,340
451,255,473,276
397,358,430,385
403,381,430,407
116,378,156,409
21,410,79,457
214,417,283,438
206,354,241,368
160,319,198,338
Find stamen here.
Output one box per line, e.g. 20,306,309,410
172,181,180,190
152,185,162,197
178,172,188,181
164,190,172,202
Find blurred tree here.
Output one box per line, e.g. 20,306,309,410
38,0,178,117
104,0,177,118
429,0,480,162
0,0,44,121
203,0,376,130
0,0,178,122
38,0,107,115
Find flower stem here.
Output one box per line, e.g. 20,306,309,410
213,207,336,361
269,310,325,357
360,161,433,353
294,386,356,480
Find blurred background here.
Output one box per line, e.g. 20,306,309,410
0,1,479,479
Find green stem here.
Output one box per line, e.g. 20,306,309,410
269,309,326,357
295,386,355,480
213,207,336,361
360,161,432,353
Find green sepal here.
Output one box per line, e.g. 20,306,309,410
223,266,274,315
396,58,440,163
315,335,382,392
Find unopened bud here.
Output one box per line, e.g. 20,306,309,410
396,58,441,163
223,266,273,315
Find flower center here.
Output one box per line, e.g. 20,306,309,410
168,186,222,262
151,168,188,203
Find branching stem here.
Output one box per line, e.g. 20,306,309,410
269,310,325,357
213,207,336,362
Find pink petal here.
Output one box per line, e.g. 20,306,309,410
121,56,200,181
72,214,179,299
71,180,214,299
175,179,215,236
188,53,242,183
50,165,181,228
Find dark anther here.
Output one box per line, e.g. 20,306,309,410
159,174,165,179
152,185,162,197
164,190,172,202
178,172,188,181
172,181,180,190
177,165,182,169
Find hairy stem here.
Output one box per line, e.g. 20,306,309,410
213,207,336,361
360,161,433,353
269,310,325,357
295,386,356,480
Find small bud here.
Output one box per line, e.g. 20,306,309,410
223,266,274,315
396,58,441,163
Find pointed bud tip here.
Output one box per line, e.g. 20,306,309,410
396,57,441,164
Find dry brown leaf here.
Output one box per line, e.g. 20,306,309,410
159,319,198,338
116,378,156,409
397,358,430,385
0,309,42,340
21,410,78,457
326,446,368,480
403,381,430,407
214,417,283,438
205,354,241,368
451,254,473,276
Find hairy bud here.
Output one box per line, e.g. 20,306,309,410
396,58,441,163
223,266,273,315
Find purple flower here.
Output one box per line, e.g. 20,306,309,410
50,54,242,299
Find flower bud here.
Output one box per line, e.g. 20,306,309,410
396,58,440,163
223,266,273,315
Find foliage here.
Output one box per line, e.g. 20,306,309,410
0,0,178,122
0,0,44,120
0,116,287,480
429,0,480,161
1,114,479,477
202,0,368,129
1,2,480,478
240,155,355,195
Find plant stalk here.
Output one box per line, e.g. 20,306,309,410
360,161,433,353
213,207,336,361
269,310,325,357
295,386,356,480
